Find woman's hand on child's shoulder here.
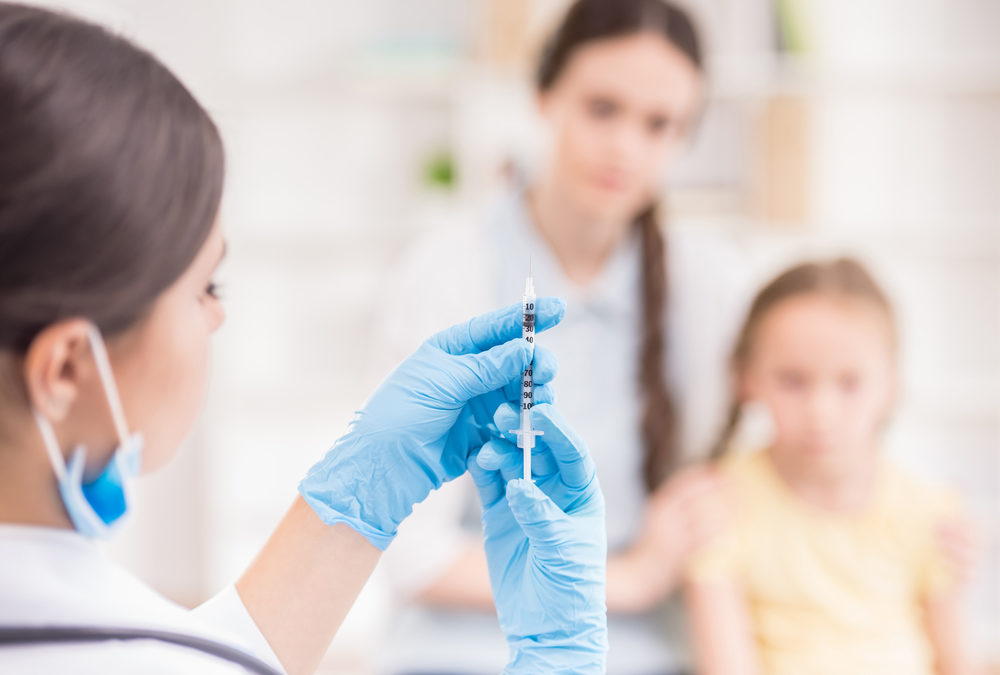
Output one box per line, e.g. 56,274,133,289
643,463,734,564
614,464,735,608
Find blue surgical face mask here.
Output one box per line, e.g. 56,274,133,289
32,324,144,539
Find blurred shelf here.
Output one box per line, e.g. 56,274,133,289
206,58,478,114
201,48,1000,117
732,219,1000,259
709,52,1000,100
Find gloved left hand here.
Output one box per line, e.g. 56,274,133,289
470,402,608,674
299,299,565,550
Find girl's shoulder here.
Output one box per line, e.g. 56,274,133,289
878,459,962,524
717,452,962,524
876,460,964,594
716,449,775,493
705,450,790,522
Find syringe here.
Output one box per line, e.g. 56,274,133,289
510,271,543,481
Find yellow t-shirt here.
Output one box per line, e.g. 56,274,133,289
688,450,958,675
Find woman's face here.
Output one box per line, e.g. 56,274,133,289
538,31,703,223
101,223,227,473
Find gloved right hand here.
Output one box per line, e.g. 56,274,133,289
299,299,564,550
469,402,608,675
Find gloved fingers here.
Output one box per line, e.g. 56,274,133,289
493,401,520,435
499,345,557,397
428,298,566,356
477,438,509,471
491,405,559,477
502,379,555,406
530,403,596,490
467,297,565,352
532,383,555,406
481,434,558,481
479,438,523,484
468,449,505,509
505,478,572,550
530,346,558,385
451,339,532,400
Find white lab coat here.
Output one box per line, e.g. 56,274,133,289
375,188,750,674
0,524,283,674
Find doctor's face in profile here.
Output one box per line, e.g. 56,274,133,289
538,31,703,224
101,223,228,474
9,224,226,486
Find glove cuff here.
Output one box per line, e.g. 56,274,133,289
503,624,608,675
298,489,397,550
298,434,432,550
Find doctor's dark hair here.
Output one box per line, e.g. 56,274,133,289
709,258,897,460
537,0,703,491
0,3,224,354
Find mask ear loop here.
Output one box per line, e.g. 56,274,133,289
32,323,133,480
32,409,69,482
85,323,131,447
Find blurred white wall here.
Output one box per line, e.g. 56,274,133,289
28,1,999,672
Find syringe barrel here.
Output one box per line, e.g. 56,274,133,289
521,290,536,412
515,279,541,480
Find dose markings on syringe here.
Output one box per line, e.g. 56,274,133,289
513,276,542,482
522,300,535,411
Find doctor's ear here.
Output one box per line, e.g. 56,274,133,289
23,319,96,423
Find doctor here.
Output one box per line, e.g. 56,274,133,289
0,4,607,675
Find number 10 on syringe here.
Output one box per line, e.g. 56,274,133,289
511,272,542,481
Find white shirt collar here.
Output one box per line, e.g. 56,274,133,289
487,187,642,318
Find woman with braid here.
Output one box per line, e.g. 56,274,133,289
376,2,747,673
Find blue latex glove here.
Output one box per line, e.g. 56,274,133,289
469,402,608,675
299,299,565,550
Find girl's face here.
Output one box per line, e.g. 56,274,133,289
99,223,227,473
741,295,896,473
538,31,702,224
